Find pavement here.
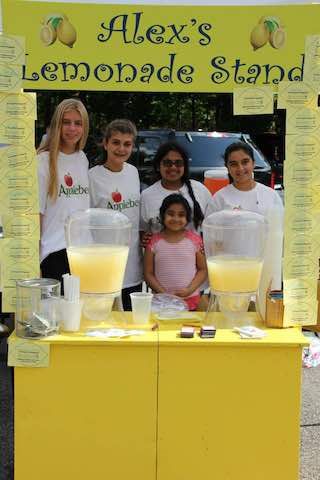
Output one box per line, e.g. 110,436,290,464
0,331,319,480
301,363,320,480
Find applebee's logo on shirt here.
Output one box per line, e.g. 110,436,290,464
58,172,89,197
107,189,139,211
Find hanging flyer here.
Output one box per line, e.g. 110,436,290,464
0,33,25,65
0,92,37,118
8,338,50,368
304,35,320,84
0,63,22,92
0,117,35,144
283,278,318,305
0,168,38,192
2,214,40,238
0,188,39,215
283,255,319,280
284,186,319,212
285,134,320,165
286,107,320,135
233,86,274,115
277,81,318,110
0,144,36,172
283,160,320,188
284,301,318,327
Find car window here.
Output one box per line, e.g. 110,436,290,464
175,135,269,169
244,137,270,168
136,135,162,166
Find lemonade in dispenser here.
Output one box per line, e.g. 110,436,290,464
65,208,131,328
203,210,267,327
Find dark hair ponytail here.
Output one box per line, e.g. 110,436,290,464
184,178,204,230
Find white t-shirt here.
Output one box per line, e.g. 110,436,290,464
207,182,283,217
38,150,90,262
89,163,142,289
140,179,212,232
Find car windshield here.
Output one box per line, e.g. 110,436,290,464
134,135,162,166
175,135,269,169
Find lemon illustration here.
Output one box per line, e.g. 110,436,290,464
250,23,269,50
270,28,286,49
40,23,57,46
57,19,77,48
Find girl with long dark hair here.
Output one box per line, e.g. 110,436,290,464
140,141,211,238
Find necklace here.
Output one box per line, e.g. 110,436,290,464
103,163,122,173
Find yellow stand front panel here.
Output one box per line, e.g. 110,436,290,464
157,322,307,480
13,332,158,480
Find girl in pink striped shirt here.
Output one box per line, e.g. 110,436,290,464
144,194,207,311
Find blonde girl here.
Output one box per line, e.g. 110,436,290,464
38,98,90,282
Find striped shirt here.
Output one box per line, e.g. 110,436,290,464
146,230,203,299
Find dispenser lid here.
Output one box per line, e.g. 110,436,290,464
203,209,267,229
66,208,132,230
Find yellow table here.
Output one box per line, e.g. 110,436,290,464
9,313,307,480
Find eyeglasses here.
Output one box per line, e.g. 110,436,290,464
161,159,184,168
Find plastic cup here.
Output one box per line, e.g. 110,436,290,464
61,299,83,332
130,292,153,324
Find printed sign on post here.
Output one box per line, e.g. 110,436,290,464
8,337,50,367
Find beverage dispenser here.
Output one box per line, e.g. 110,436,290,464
203,210,267,328
65,208,131,328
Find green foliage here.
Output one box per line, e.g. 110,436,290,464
34,90,282,163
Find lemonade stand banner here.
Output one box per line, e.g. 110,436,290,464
2,0,320,92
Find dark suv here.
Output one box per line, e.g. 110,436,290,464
129,130,272,188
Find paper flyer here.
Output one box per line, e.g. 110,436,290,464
0,117,34,144
285,134,320,165
277,81,318,109
0,92,37,119
8,338,50,368
0,188,39,215
0,63,22,92
0,144,36,172
283,255,319,279
1,262,40,288
1,287,17,313
283,160,320,188
0,167,38,192
284,231,319,257
283,301,318,326
0,237,39,265
233,86,274,115
283,278,318,305
0,34,25,65
284,186,319,212
284,209,315,235
286,107,320,135
304,35,320,84
2,214,40,238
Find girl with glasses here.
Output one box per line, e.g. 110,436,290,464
140,141,212,242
